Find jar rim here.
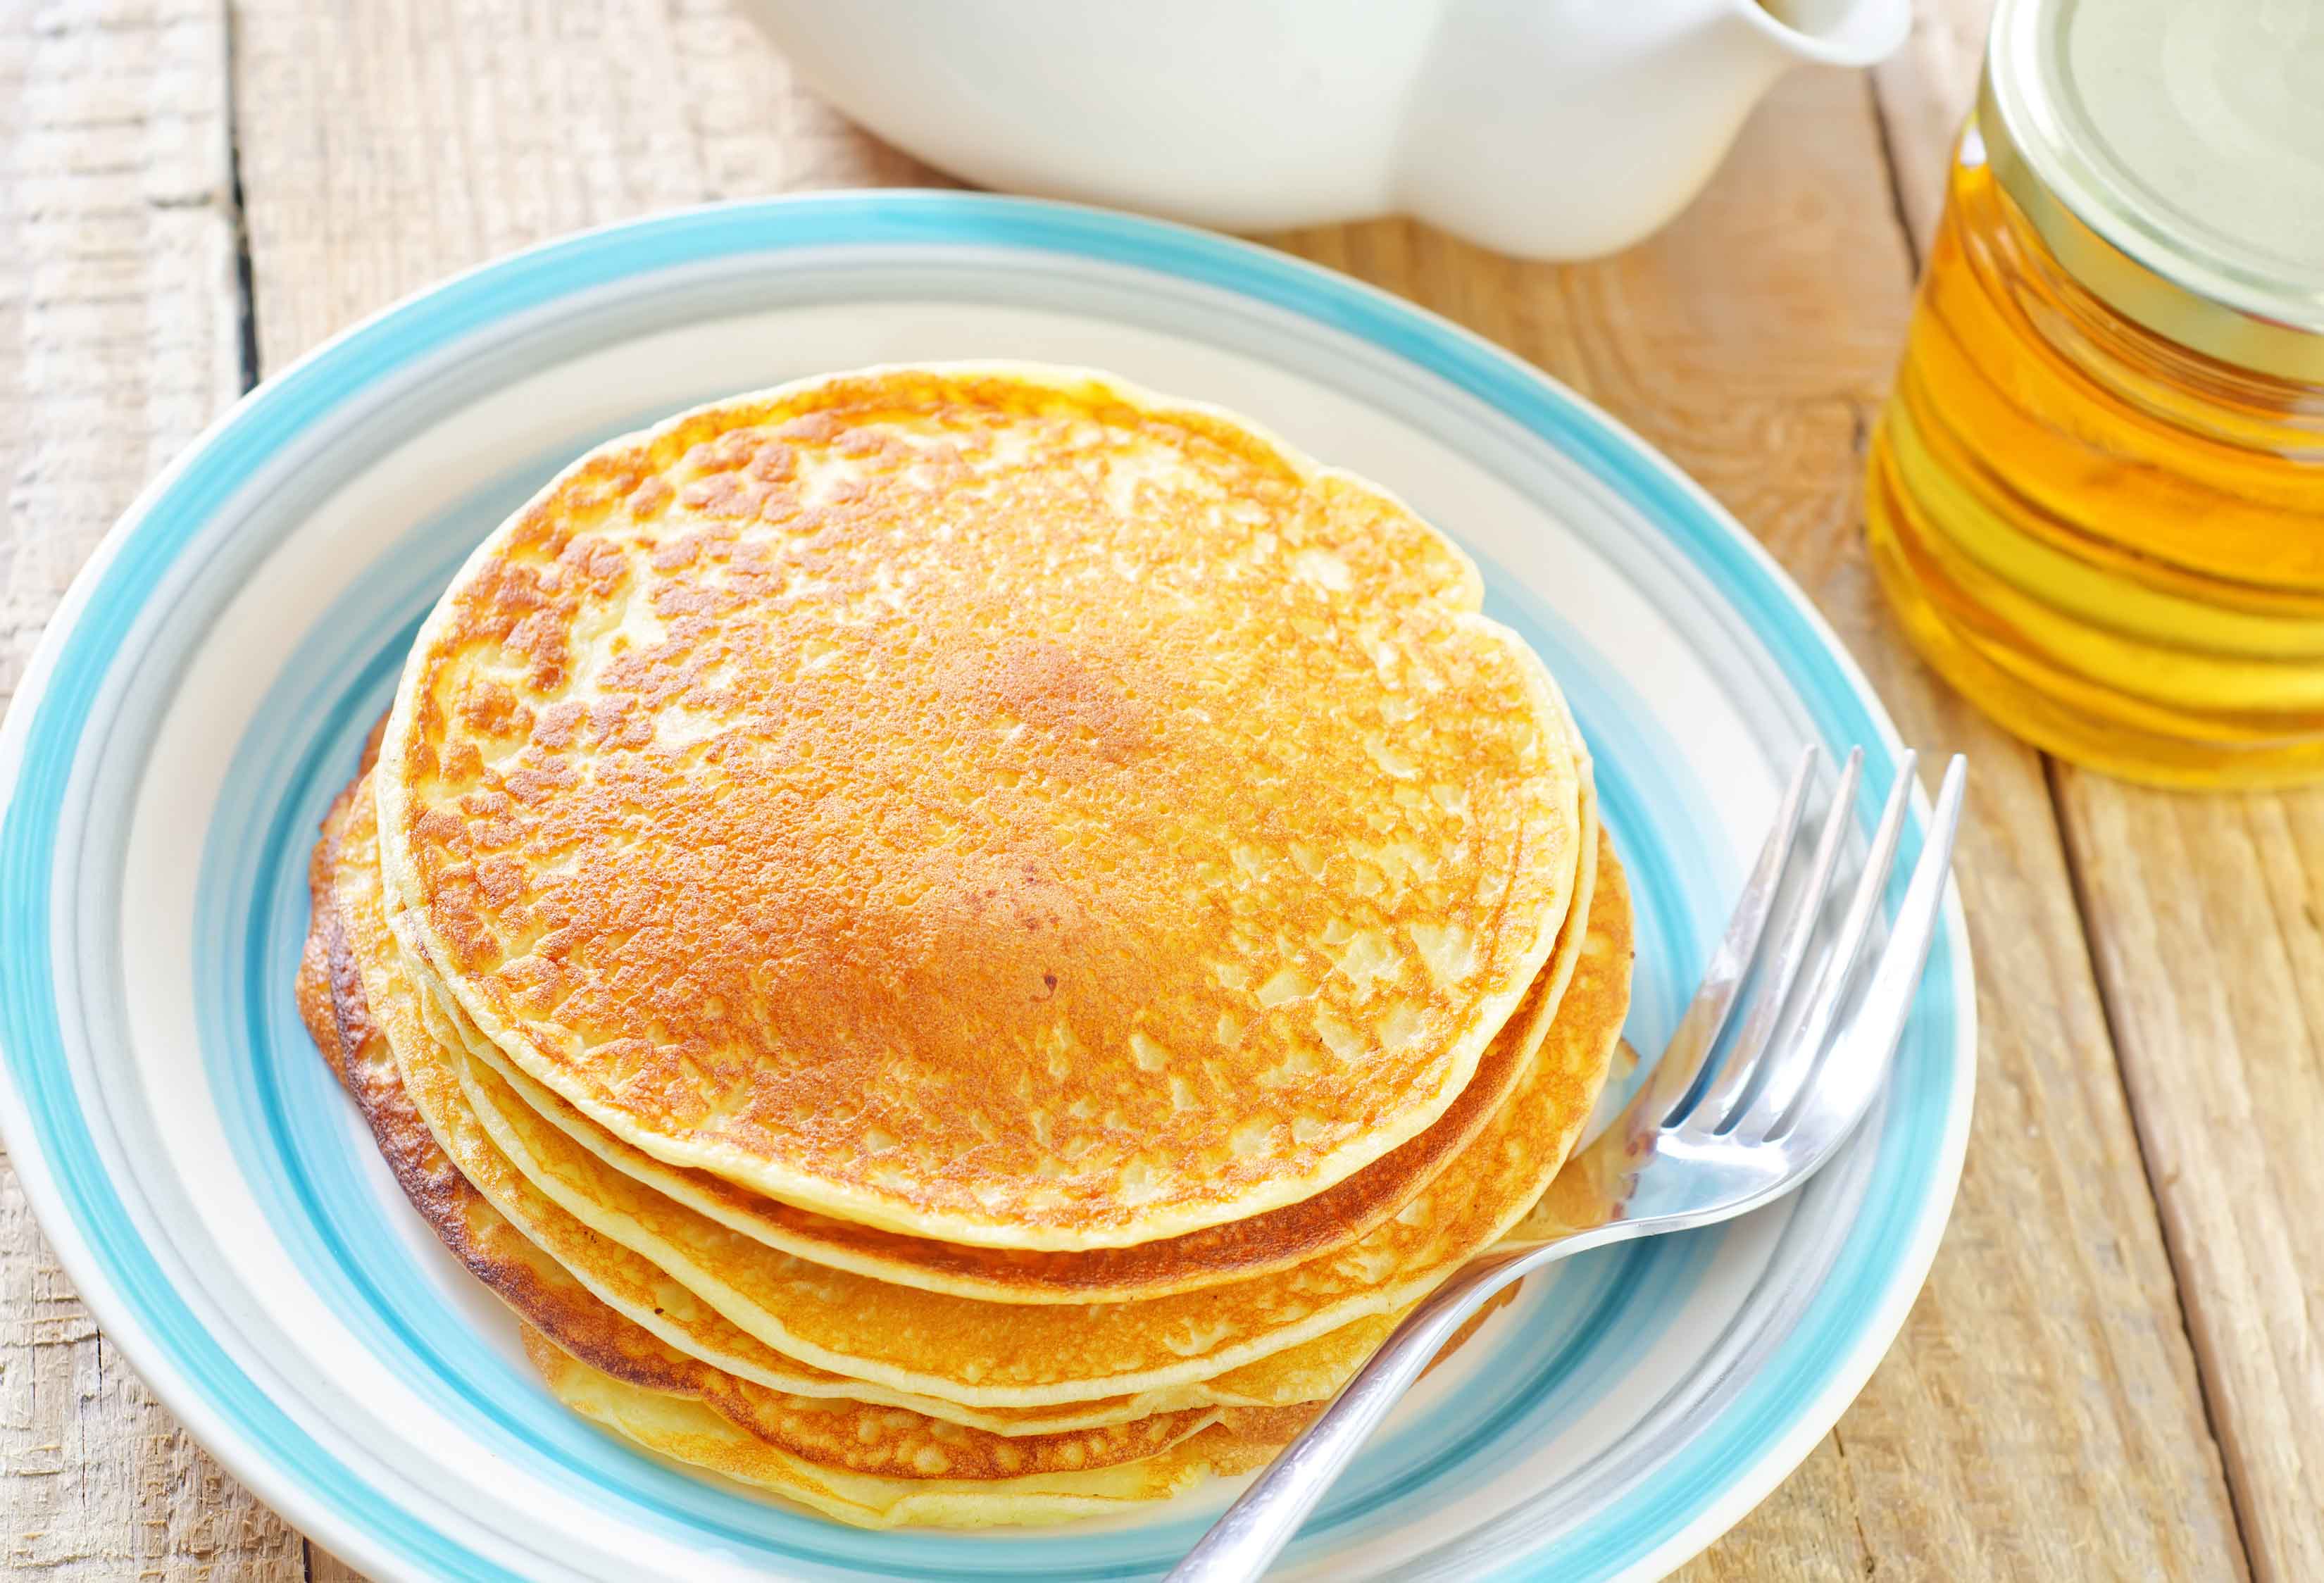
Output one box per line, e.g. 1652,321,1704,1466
1987,0,2324,382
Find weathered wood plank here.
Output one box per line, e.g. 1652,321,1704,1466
1263,64,2242,1581
0,1,304,1576
306,1548,366,1583
1870,0,1995,254
1,0,245,708
1875,2,2321,1575
231,0,944,371
2049,775,2324,1583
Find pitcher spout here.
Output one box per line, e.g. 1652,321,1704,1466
1751,0,1914,69
1391,0,1911,261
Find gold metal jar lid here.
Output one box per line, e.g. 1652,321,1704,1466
1983,0,2324,382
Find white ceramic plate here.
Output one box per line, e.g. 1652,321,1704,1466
0,194,1973,1582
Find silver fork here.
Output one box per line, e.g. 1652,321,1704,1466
1168,746,1968,1583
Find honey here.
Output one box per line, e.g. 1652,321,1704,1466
1866,0,2324,789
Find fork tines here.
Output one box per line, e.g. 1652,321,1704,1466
1654,745,1967,1147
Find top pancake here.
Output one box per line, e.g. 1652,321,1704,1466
375,363,1585,1249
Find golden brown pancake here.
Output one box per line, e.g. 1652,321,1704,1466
375,363,1587,1249
333,775,1631,1408
523,1329,1319,1530
329,703,1595,1306
516,1298,1508,1527
418,775,1598,1304
304,783,1534,1441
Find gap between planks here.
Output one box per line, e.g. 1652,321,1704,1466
2041,751,2263,1583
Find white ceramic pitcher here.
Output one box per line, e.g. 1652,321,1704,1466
736,0,1911,259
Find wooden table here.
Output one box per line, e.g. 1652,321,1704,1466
2,1,2316,1577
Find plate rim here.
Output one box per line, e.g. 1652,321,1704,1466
0,189,1976,1583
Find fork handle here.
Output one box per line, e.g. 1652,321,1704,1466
1165,1241,1575,1583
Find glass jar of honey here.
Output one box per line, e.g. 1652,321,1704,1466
1866,0,2324,789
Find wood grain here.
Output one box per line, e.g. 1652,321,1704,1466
0,1,302,1577
1876,8,2323,1577
1870,0,1997,254
231,0,944,371
306,1550,365,1583
2051,777,2324,1583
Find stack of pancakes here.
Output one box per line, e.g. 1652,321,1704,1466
299,365,1632,1528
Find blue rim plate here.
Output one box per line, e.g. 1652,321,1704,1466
0,192,1973,1582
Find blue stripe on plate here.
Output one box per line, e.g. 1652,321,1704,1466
0,192,1969,1583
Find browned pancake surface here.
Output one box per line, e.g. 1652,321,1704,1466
376,365,1585,1249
